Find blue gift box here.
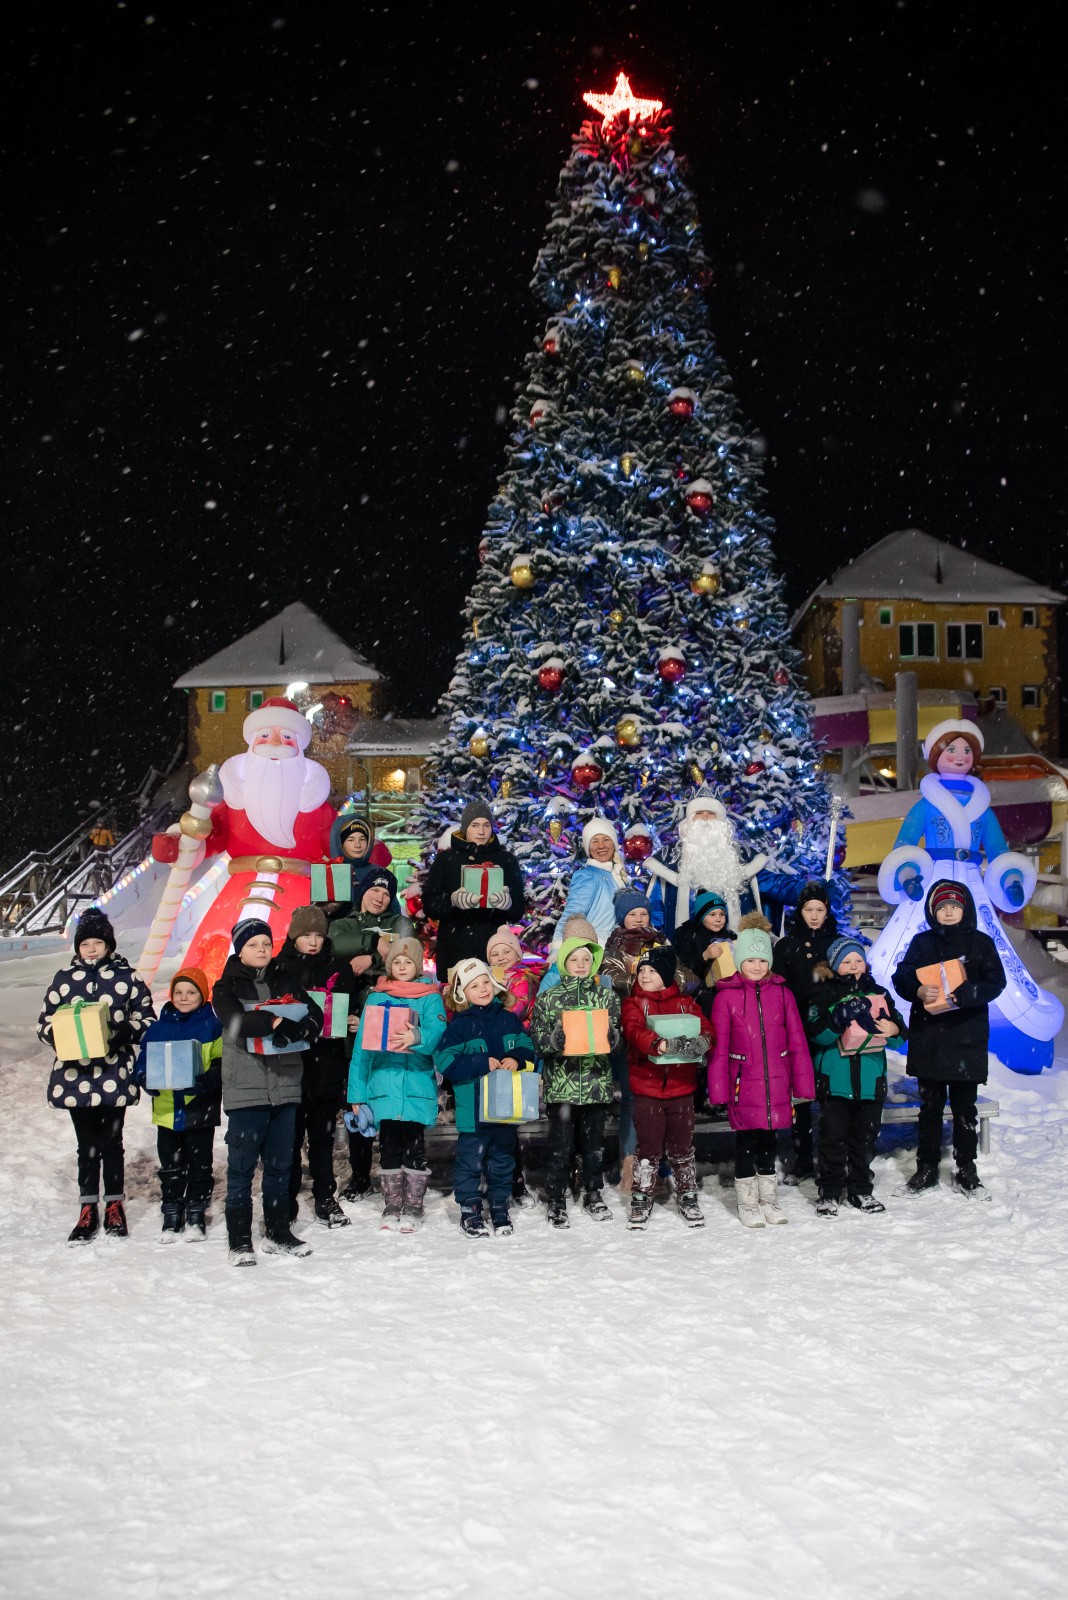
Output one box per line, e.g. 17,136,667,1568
480,1069,540,1125
145,1039,201,1091
242,1000,310,1055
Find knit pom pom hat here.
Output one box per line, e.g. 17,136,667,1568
384,936,425,977
734,928,774,967
73,906,116,956
486,925,523,965
826,936,867,973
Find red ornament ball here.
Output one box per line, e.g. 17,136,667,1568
657,655,686,684
668,397,694,418
685,479,714,516
623,831,653,863
774,667,790,687
744,760,764,777
405,893,423,918
478,537,489,565
571,757,603,790
543,331,560,356
537,663,565,693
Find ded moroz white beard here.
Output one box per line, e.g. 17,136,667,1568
220,750,331,850
674,816,748,931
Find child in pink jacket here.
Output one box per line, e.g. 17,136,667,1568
708,927,815,1228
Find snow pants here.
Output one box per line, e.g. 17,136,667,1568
545,1102,608,1200
225,1103,297,1211
453,1125,516,1207
347,1128,375,1195
291,1086,343,1204
632,1094,697,1196
69,1106,126,1204
734,1127,777,1179
380,1118,427,1174
818,1098,882,1199
917,1079,979,1169
157,1126,215,1208
791,1099,814,1170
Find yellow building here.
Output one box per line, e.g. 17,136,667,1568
174,603,386,793
792,530,1063,754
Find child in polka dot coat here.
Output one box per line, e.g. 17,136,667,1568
37,908,155,1243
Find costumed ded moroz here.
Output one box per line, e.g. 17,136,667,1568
868,718,1062,1073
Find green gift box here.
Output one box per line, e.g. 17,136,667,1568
307,987,350,1039
310,863,352,903
650,1013,703,1064
461,864,504,908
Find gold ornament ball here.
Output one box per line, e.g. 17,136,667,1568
500,779,512,799
606,265,622,290
736,617,750,631
616,715,642,748
624,361,645,384
608,607,625,629
637,240,650,260
510,560,534,589
692,567,721,596
469,733,490,758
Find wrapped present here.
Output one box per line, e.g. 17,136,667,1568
52,999,112,1062
145,1038,201,1091
242,999,310,1055
839,995,889,1055
461,863,504,908
480,1069,541,1124
649,1012,704,1064
310,862,353,903
711,945,736,983
307,986,350,1039
916,959,967,1014
359,1001,415,1053
561,1008,611,1056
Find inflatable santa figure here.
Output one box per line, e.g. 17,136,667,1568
151,697,335,982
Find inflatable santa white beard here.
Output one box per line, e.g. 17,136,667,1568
219,748,332,851
676,817,749,930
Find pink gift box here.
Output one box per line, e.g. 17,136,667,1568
359,1001,413,1053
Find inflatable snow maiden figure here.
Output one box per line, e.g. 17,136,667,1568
869,718,1063,1073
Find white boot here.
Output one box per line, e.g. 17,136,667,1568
757,1172,788,1225
735,1175,765,1228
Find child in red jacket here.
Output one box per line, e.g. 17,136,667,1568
621,946,713,1230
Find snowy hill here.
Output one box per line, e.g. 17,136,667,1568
1,945,1066,1597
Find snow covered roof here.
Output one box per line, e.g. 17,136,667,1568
174,603,383,688
792,529,1064,627
344,717,446,756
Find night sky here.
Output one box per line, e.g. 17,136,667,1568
5,3,1064,859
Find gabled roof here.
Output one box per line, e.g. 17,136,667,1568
174,603,382,688
792,529,1064,628
344,716,447,756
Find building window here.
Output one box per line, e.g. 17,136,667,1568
987,608,1002,627
878,606,893,626
988,686,1007,706
946,622,983,661
1022,608,1037,628
899,622,936,660
209,690,227,713
248,690,264,710
1022,685,1042,709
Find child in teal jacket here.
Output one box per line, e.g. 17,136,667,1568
348,937,446,1232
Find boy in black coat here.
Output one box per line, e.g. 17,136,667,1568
893,879,1005,1194
771,880,839,1182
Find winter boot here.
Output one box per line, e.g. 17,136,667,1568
953,1163,985,1195
676,1191,705,1228
68,1202,99,1244
313,1196,352,1228
261,1199,313,1257
628,1192,653,1230
226,1206,256,1266
339,1180,371,1203
847,1191,886,1213
400,1168,430,1233
734,1175,766,1228
103,1201,128,1238
904,1163,940,1195
160,1202,185,1240
511,1172,537,1209
490,1202,513,1236
816,1193,839,1218
185,1201,208,1239
620,1153,636,1198
781,1158,815,1187
583,1189,612,1222
460,1201,490,1238
757,1172,787,1225
378,1169,404,1231
546,1197,570,1229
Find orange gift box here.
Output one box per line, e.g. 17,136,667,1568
561,1008,610,1056
916,959,966,1013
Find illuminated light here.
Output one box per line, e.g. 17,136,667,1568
285,680,309,699
582,72,664,126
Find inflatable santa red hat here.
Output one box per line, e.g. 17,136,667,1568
242,695,313,751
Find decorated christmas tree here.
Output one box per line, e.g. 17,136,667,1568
422,74,838,932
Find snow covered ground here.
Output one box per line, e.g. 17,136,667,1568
2,944,1068,1599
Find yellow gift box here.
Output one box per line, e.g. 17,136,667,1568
52,999,112,1061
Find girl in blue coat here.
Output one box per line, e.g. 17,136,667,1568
348,937,447,1231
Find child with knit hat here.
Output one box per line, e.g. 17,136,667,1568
38,907,155,1243
672,890,738,1010
277,904,363,1228
707,926,815,1228
210,918,323,1263
421,798,527,981
436,957,536,1238
134,967,223,1239
601,888,669,998
621,945,713,1230
550,817,630,949
530,935,622,1227
485,923,540,1208
809,936,906,1216
328,812,393,898
349,936,447,1231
